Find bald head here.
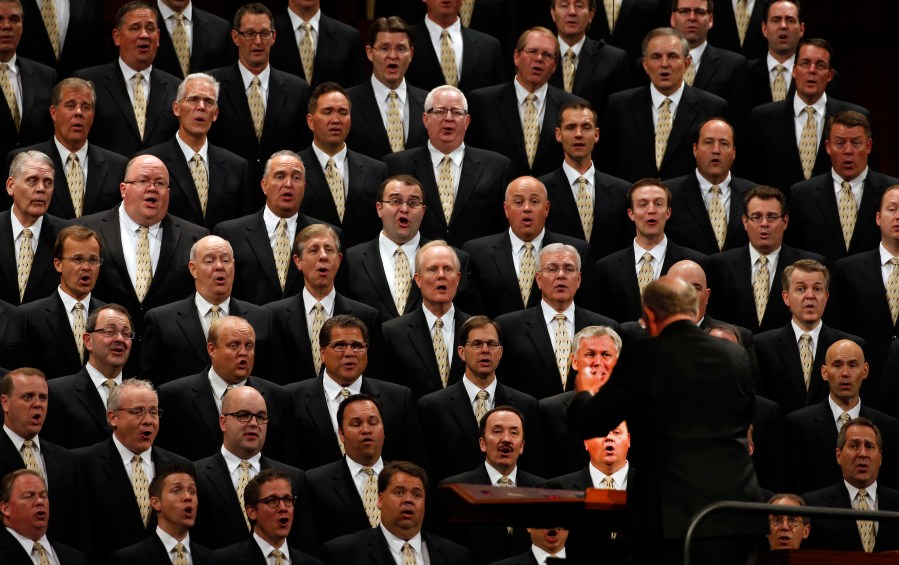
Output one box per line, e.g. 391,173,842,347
822,339,868,409
667,260,709,320
504,176,550,242
642,275,698,335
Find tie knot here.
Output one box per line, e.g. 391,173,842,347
388,90,398,101
554,313,566,322
859,488,868,498
758,255,768,266
525,93,537,104
774,64,786,73
565,49,575,62
661,97,672,109
440,154,452,167
22,228,32,240
441,29,450,38
23,440,33,449
132,454,142,464
174,542,185,553
497,476,513,486
800,332,811,343
68,152,79,164
272,548,284,558
805,106,815,116
340,387,351,399
642,252,653,263
0,63,7,71
134,72,144,82
192,153,202,164
313,302,324,313
138,225,149,235
434,318,444,330
32,541,44,553
362,466,374,476
890,258,899,267
840,411,851,424
711,184,721,195
476,389,489,401
74,302,85,312
300,22,311,32
327,157,336,168
174,12,184,22
239,460,251,470
576,176,587,187
841,181,852,191
251,76,261,87
103,379,117,391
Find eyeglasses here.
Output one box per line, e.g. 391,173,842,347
466,340,501,350
181,95,217,107
674,7,710,15
795,59,831,71
116,407,162,418
769,516,805,528
224,411,269,424
252,495,296,509
520,47,557,61
328,341,368,353
380,198,423,208
236,29,273,40
745,213,784,224
123,180,169,190
541,264,579,275
427,107,468,118
62,255,104,266
89,327,136,340
372,45,410,55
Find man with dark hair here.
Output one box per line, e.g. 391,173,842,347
152,0,233,80
746,0,804,107
766,494,811,550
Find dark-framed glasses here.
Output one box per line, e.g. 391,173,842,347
253,495,296,508
224,411,269,424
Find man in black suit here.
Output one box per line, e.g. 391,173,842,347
598,27,728,182
20,225,103,380
706,185,825,333
803,418,899,552
42,305,131,449
140,236,275,384
346,17,429,160
597,179,707,323
787,340,899,494
664,118,753,255
72,378,194,563
141,72,252,230
16,0,103,79
323,461,472,564
207,3,310,197
788,111,899,262
284,315,424,470
155,315,291,462
214,468,324,564
385,85,510,247
109,465,214,564
490,527,570,564
706,0,768,59
299,82,386,249
539,100,631,258
586,0,668,59
467,28,582,179
0,298,27,371
73,2,179,158
5,78,128,219
749,38,868,192
0,469,88,565
418,316,543,482
1,150,70,306
568,276,763,565
497,243,621,399
270,0,362,89
746,0,804,108
154,0,233,80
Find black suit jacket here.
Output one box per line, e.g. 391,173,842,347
140,294,275,384
539,391,587,478
803,482,899,552
19,293,104,379
0,527,88,565
467,82,583,179
303,458,375,544
787,170,899,262
270,11,364,89
706,244,826,333
0,211,71,305
140,137,253,230
746,57,843,110
73,63,180,157
692,44,752,133
406,23,504,93
323,527,471,565
42,367,111,449
284,375,425,471
384,145,510,248
706,0,767,59
749,97,869,191
495,305,621,400
586,0,668,59
214,537,324,565
0,298,28,370
154,7,233,79
595,240,707,322
108,534,214,565
598,85,729,182
877,340,899,419
664,173,754,255
345,80,429,160
539,167,631,259
297,147,386,248
548,38,630,116
0,57,56,174
16,0,103,78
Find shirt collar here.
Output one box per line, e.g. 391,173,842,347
422,304,455,332
462,375,498,405
302,287,336,315
696,168,732,190
253,531,289,559
10,211,43,238
844,480,877,506
57,286,90,314
749,243,781,264
176,131,209,163
287,6,320,30
208,367,246,401
832,166,868,186
633,235,668,263
793,91,827,116
514,78,549,104
221,444,262,471
562,161,594,186
378,231,420,258
157,0,192,22
509,227,545,252
263,206,297,234
541,299,575,323
532,544,567,563
155,527,190,555
427,140,465,167
1,54,17,73
311,142,348,169
4,528,53,561
424,14,460,34
767,52,795,74
380,524,423,556
485,461,518,485
346,455,384,475
118,58,153,81
650,81,685,109
86,362,123,385
558,34,586,57
828,394,861,420
3,425,38,453
323,372,363,396
790,318,822,343
112,432,150,462
53,135,89,161
880,242,899,264
589,459,630,488
371,74,407,102
119,204,162,232
688,41,707,66
195,290,228,313
238,62,271,90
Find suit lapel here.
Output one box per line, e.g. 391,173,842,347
548,170,583,237
27,218,56,297
220,66,258,149
43,294,80,361
409,148,447,229
407,309,443,390
83,144,110,214
163,138,204,220
359,240,398,318
287,297,315,372
494,84,527,164
245,211,282,292
17,59,38,124
0,213,17,298
489,234,525,308
694,46,719,90
146,215,182,300
305,378,339,448
448,381,479,445
175,298,210,362
354,83,388,142
100,66,138,139
302,149,341,224
450,149,483,226
524,309,563,380
679,174,718,244
344,152,368,221
205,146,228,220
99,207,136,296
74,370,110,431
191,12,211,72
204,454,245,520
775,326,807,402
261,71,288,146
45,142,76,218
631,88,655,168
458,27,480,87
144,70,171,142
663,87,701,170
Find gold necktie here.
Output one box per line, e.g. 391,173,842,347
709,184,727,251
439,29,458,87
66,153,85,217
771,64,787,102
0,63,19,132
735,0,750,46
21,440,44,480
299,22,315,83
135,226,152,302
274,218,290,291
519,242,536,306
403,542,416,565
40,0,60,58
32,541,51,565
799,106,818,180
839,411,851,427
857,489,875,552
838,181,857,251
311,302,326,374
575,176,593,241
386,91,405,152
799,333,813,390
131,454,151,527
601,476,615,489
325,158,346,222
563,49,576,93
655,98,672,170
210,305,222,322
637,252,654,295
17,228,33,302
172,13,190,77
272,549,285,565
554,313,571,389
523,93,539,169
432,318,449,387
248,76,265,141
474,389,489,423
393,248,411,314
496,477,515,534
753,256,770,324
133,72,147,140
437,155,454,224
73,303,86,362
103,379,118,394
190,154,209,217
459,0,475,26
362,466,380,527
887,258,899,325
338,387,351,454
173,542,189,565
237,460,252,529
684,60,696,86
604,0,618,31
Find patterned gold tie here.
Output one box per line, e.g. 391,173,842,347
523,93,539,169
474,389,489,423
709,185,727,251
66,153,85,217
637,252,654,295
604,0,617,31
135,226,152,302
386,91,405,152
754,256,770,324
887,258,899,325
735,0,750,46
172,13,190,77
299,22,315,83
271,549,285,565
857,489,875,552
362,466,380,526
73,303,86,362
0,63,19,132
440,29,458,87
190,154,209,217
403,542,416,565
173,542,189,565
432,318,449,387
131,454,151,527
601,476,615,489
771,64,787,102
40,0,60,59
838,181,857,251
133,72,147,140
519,242,536,306
684,60,695,86
338,387,350,454
17,228,33,301
325,158,346,222
839,411,851,427
575,176,593,241
554,313,571,389
655,98,672,170
563,50,576,93
237,459,252,529
210,305,222,322
311,302,326,374
799,333,813,389
248,76,265,141
21,441,44,480
459,0,475,26
394,248,411,314
799,106,818,180
274,218,290,291
103,379,118,396
438,155,454,224
32,542,51,565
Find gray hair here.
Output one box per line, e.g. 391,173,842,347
415,239,461,273
538,243,582,270
424,85,468,112
263,150,304,178
107,378,156,412
9,150,55,179
176,72,220,101
641,27,690,58
572,325,622,355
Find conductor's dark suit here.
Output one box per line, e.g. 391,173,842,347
108,534,214,565
303,458,378,544
0,211,71,305
345,80,429,161
0,57,56,173
154,7,233,79
692,45,752,131
17,0,103,78
405,23,504,93
270,11,364,89
0,298,28,370
0,527,88,565
706,0,767,59
42,367,112,449
214,538,324,565
803,482,899,552
539,391,586,478
322,527,472,565
548,39,630,116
